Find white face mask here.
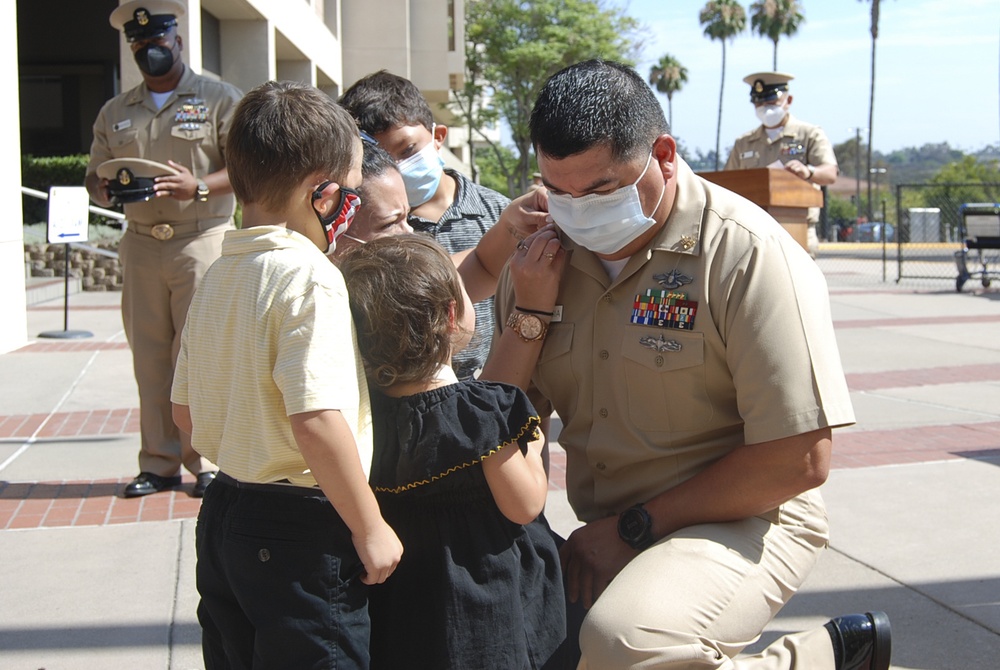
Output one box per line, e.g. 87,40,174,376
756,104,787,128
546,151,666,255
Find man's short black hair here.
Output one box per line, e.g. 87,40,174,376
361,140,398,182
339,70,434,135
530,59,669,162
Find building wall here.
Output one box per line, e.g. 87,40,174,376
2,2,27,353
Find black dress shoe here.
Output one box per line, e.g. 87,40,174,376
825,611,891,670
191,472,217,498
123,472,182,498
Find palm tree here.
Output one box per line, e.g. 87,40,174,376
648,54,689,133
700,0,747,170
861,0,883,221
749,0,805,70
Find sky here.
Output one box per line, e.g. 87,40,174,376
609,0,1000,158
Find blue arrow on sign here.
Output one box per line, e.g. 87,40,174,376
58,232,81,238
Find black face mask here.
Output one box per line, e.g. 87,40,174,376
134,44,175,77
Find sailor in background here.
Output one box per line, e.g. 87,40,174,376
85,0,243,498
724,72,838,258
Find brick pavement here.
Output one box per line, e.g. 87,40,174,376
3,311,999,530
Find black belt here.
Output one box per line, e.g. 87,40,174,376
216,472,326,498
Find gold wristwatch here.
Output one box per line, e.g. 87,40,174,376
506,312,548,342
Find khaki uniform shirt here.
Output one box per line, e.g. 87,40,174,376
172,227,374,484
724,114,837,227
87,65,241,226
495,159,854,522
724,113,837,172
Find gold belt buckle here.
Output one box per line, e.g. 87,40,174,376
151,224,174,240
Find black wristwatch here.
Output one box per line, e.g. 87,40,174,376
617,503,654,550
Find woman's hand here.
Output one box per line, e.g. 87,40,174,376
509,224,567,313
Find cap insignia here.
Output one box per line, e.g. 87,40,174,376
136,9,150,26
117,168,133,186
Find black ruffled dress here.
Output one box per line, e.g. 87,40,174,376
368,380,566,670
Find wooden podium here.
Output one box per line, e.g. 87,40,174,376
698,168,822,251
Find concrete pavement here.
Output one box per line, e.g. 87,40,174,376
2,269,999,669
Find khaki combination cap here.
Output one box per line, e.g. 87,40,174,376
743,71,794,103
97,158,179,205
110,0,186,41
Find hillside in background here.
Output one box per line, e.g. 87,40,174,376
833,142,1000,186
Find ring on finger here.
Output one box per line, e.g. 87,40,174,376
516,240,528,251
544,252,555,259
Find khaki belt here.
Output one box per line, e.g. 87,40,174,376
128,219,227,240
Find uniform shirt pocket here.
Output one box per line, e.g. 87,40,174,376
171,123,211,144
535,322,576,414
110,129,140,157
621,326,713,433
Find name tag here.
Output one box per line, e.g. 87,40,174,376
741,150,755,159
113,119,132,132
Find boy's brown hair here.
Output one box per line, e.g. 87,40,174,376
226,80,358,212
338,70,434,134
340,234,466,388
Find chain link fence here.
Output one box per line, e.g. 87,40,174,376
816,182,1000,291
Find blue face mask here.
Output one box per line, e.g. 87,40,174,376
397,140,444,207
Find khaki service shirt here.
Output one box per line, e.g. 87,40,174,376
495,159,854,522
724,113,837,172
87,65,242,226
724,114,837,226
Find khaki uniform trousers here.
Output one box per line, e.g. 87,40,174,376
578,489,836,669
120,221,231,477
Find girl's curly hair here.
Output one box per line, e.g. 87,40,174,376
340,233,468,388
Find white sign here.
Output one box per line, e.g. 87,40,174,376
47,186,90,244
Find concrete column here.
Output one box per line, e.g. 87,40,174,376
341,0,410,85
1,0,27,353
277,60,315,86
221,19,274,94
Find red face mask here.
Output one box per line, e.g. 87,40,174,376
312,181,362,254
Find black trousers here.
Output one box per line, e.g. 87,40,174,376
196,473,370,669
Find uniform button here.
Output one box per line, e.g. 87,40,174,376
596,462,607,471
655,355,664,366
258,548,271,562
599,408,608,418
602,294,613,303
600,350,609,360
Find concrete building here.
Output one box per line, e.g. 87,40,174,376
5,0,486,352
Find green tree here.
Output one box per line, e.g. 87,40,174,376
462,0,642,195
923,157,1000,240
700,0,747,171
749,0,804,70
474,144,522,196
648,54,688,132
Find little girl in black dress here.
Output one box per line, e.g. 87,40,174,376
341,233,566,669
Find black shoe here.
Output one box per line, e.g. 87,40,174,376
825,611,891,670
123,472,182,498
191,472,217,498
